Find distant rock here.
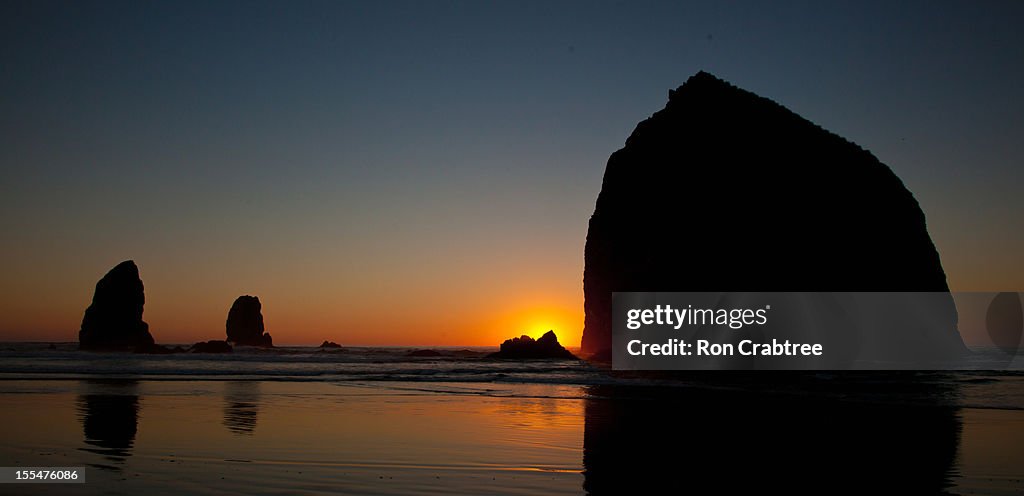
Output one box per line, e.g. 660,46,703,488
489,331,577,360
320,341,342,349
226,296,273,347
986,292,1022,355
407,349,443,357
581,71,966,361
79,260,155,351
190,340,233,353
135,343,184,354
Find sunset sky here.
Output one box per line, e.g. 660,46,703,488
1,1,1022,346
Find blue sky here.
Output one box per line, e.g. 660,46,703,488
1,1,1021,343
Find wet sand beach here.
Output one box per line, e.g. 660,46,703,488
1,379,1023,495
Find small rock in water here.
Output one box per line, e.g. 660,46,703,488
489,331,577,360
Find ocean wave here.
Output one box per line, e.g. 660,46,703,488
2,345,1024,410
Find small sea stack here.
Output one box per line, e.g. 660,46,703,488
489,330,577,360
319,341,342,349
79,260,156,351
986,292,1023,355
190,340,233,353
226,295,273,347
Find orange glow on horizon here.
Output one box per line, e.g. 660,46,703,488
0,225,589,347
476,302,583,350
0,263,586,348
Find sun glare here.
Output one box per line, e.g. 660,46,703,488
520,313,581,349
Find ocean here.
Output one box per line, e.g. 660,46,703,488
2,342,1023,410
1,343,1023,494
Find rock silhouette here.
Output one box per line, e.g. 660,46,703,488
190,340,233,353
319,340,342,349
226,295,273,347
986,292,1023,355
135,343,184,354
581,71,965,361
79,260,155,351
490,330,577,359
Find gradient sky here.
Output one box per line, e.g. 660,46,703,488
1,1,1021,345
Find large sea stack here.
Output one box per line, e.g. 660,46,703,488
226,295,273,347
79,260,155,351
581,71,965,361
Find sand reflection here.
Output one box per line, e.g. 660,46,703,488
76,379,140,469
583,377,962,494
223,381,261,435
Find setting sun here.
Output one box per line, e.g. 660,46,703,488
482,303,583,349
519,314,582,348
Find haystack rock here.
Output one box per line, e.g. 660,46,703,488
226,295,273,347
490,330,577,359
581,71,966,362
79,260,155,351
